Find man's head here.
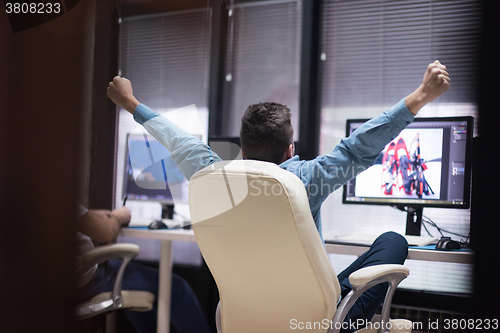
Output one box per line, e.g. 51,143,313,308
240,102,294,164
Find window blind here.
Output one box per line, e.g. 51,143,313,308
120,8,212,109
223,0,302,139
320,0,481,294
116,8,211,216
321,0,481,107
115,9,212,265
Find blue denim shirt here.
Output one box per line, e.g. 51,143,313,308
133,99,414,242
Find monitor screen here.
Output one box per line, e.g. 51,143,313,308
343,116,473,210
122,133,189,205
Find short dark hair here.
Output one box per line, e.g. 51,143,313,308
240,102,294,164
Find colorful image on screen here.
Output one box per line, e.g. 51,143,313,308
354,128,443,200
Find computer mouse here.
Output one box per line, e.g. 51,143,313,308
148,220,169,229
435,237,461,250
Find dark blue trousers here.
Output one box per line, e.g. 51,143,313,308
338,231,409,332
76,260,212,333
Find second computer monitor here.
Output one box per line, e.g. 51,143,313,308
123,133,189,205
343,116,473,235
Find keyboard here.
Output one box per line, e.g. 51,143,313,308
326,233,438,247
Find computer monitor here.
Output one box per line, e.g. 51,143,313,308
343,116,474,236
122,132,189,219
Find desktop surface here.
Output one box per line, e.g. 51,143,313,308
323,233,438,247
120,227,473,264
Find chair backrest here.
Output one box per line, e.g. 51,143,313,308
189,160,341,333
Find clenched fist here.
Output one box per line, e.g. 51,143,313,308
107,76,140,114
405,60,451,115
420,60,451,102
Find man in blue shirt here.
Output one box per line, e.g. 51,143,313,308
107,61,450,331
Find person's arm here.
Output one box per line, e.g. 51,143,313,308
107,77,222,180
294,61,450,200
76,206,131,243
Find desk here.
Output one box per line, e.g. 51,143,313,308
119,228,473,333
325,242,474,264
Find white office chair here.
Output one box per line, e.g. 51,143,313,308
189,160,411,333
75,243,154,326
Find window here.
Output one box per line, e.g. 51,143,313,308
222,0,302,139
116,8,212,219
319,0,481,293
114,8,212,264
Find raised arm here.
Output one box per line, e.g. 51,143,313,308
295,60,451,202
107,76,222,180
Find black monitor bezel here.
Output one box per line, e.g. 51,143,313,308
342,116,474,210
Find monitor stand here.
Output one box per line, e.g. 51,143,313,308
405,207,423,236
161,204,174,220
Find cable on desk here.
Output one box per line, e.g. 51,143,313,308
392,206,470,242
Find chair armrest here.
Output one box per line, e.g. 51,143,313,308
348,264,409,288
76,244,140,279
329,264,409,333
77,243,140,312
81,243,140,265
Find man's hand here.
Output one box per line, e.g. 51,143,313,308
405,60,451,115
107,76,140,114
110,206,131,227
